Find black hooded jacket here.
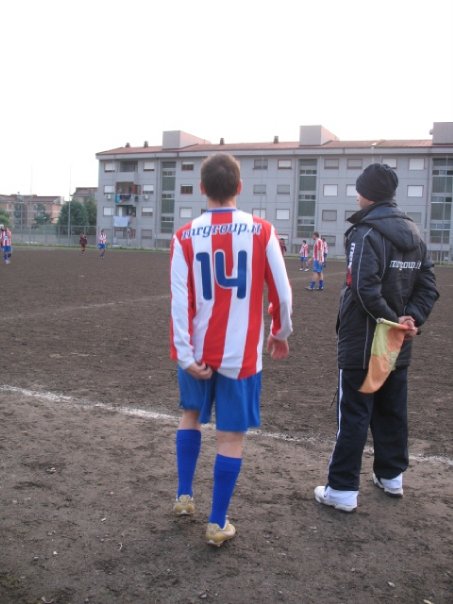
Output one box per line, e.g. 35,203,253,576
337,200,439,370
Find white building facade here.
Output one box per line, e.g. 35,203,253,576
96,123,453,261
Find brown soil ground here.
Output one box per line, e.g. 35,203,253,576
0,247,451,604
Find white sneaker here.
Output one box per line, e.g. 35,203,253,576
372,473,403,497
314,485,357,512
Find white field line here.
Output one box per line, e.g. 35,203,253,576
0,296,170,322
1,384,452,467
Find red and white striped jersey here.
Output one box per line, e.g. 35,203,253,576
99,232,107,244
299,242,309,257
312,237,324,263
0,229,11,247
170,208,292,379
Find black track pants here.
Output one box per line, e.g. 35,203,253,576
327,367,409,491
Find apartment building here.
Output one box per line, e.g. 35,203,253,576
0,194,65,228
72,187,97,204
95,122,453,260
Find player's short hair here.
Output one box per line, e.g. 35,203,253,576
313,231,320,238
201,154,240,203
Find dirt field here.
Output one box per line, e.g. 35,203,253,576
0,247,451,604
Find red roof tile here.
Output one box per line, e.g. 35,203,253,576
97,138,450,156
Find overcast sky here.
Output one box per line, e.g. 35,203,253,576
1,0,452,198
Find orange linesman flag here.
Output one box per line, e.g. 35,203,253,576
359,319,410,394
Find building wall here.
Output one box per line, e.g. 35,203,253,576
96,126,453,259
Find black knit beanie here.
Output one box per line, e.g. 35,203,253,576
356,163,398,202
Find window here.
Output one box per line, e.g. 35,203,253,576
433,157,453,168
162,161,176,191
347,158,363,169
181,162,194,171
300,174,316,190
141,207,153,216
346,185,357,197
253,184,266,195
180,208,192,218
254,158,268,170
276,209,290,220
119,161,137,172
103,207,114,216
345,209,356,220
161,193,175,214
408,185,423,197
409,158,424,170
324,235,336,246
299,159,317,192
160,216,174,233
104,185,114,194
385,158,397,168
104,161,115,172
253,208,266,218
407,212,422,224
324,158,339,169
323,184,338,197
322,210,337,221
141,229,153,239
297,217,315,238
298,194,316,217
431,200,451,221
277,184,290,195
430,229,450,244
143,161,155,171
278,159,292,169
143,184,154,194
180,185,193,195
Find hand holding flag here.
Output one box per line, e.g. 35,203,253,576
359,318,411,394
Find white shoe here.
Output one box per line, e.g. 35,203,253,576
372,473,403,497
314,485,357,512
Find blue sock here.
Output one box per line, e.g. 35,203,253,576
319,279,324,289
209,454,242,527
310,281,315,289
176,429,201,497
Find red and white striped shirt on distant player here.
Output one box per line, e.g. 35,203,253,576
299,242,309,257
99,232,107,245
0,228,11,247
170,208,292,379
312,237,324,263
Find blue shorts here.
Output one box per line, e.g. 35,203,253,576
98,243,106,250
177,367,262,432
313,260,323,273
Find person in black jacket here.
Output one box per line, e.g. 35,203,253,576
314,163,439,512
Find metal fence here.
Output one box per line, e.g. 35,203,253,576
10,224,171,250
10,224,452,261
12,225,98,247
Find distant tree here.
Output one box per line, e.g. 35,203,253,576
34,203,52,226
58,200,88,234
0,209,10,227
83,197,97,226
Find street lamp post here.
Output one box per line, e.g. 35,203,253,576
67,197,71,246
17,192,24,240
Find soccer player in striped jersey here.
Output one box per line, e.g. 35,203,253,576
98,229,107,258
170,153,292,546
306,231,325,290
299,239,309,271
0,225,12,264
